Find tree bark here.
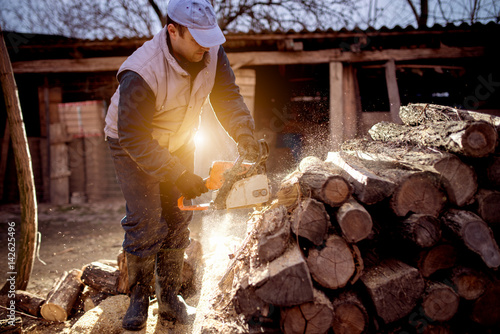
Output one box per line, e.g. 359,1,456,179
342,138,478,206
331,290,369,334
326,151,396,205
441,209,500,269
291,198,330,246
81,262,120,295
0,27,38,293
360,259,424,324
421,281,460,322
369,121,497,158
475,189,500,226
280,289,333,334
399,103,500,131
14,290,45,316
307,234,356,290
400,214,441,248
40,269,83,322
335,197,373,243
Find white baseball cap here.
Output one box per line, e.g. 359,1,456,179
167,0,226,48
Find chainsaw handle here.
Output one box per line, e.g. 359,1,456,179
177,196,210,211
178,177,211,211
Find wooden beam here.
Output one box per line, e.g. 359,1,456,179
11,46,485,74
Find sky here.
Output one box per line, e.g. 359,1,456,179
0,0,499,38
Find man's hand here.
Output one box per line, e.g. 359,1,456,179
175,171,208,200
237,135,259,161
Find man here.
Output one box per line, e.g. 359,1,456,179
104,0,258,330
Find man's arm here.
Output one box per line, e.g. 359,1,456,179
209,46,255,142
117,70,185,183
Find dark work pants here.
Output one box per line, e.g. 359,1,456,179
107,137,194,257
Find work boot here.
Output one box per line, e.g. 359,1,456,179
122,252,155,331
155,248,196,325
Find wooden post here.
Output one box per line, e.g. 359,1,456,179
385,59,402,124
0,27,38,292
330,61,344,150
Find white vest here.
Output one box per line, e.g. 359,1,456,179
105,26,218,153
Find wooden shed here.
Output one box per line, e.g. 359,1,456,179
1,22,499,203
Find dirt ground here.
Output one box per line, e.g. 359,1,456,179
0,198,250,333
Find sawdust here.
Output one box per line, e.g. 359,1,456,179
0,199,254,333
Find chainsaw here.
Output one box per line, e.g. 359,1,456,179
178,139,270,211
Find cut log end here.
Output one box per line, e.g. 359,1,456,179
422,282,460,322
322,176,352,206
307,235,355,290
40,303,68,322
462,122,498,157
331,303,367,334
391,173,446,217
463,221,500,268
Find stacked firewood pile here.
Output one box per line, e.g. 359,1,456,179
210,104,500,334
6,239,202,329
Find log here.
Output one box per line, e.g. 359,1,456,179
14,290,45,316
280,289,333,334
80,285,109,312
331,290,369,334
116,249,128,294
249,243,315,307
450,266,489,301
81,261,120,295
0,317,22,334
418,243,458,278
400,214,442,249
475,189,500,226
387,171,445,218
441,209,500,269
291,198,330,246
257,205,291,263
369,120,498,158
421,281,460,322
342,138,478,206
297,156,352,207
234,278,268,320
326,151,396,205
335,197,373,243
40,269,83,322
307,234,355,290
471,281,500,327
276,172,301,209
329,151,446,217
399,103,500,131
360,259,425,324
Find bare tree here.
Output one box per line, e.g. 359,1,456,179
0,0,357,39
